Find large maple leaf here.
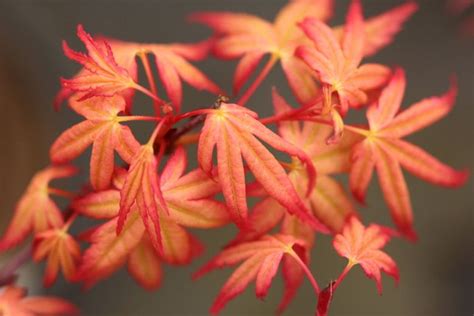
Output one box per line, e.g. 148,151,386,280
198,103,327,231
349,68,468,239
50,94,140,190
0,286,78,316
296,0,390,112
73,148,229,288
190,0,416,105
0,165,76,252
194,234,317,315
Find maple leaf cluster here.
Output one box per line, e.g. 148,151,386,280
0,0,468,315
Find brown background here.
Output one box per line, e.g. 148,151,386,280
0,0,472,315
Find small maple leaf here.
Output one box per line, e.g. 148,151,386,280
0,165,76,252
60,25,139,101
198,103,326,230
333,217,399,294
296,0,391,112
0,286,78,316
349,68,468,239
50,94,140,190
193,234,315,315
117,143,167,252
32,222,81,287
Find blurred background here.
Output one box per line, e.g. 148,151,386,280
0,0,472,315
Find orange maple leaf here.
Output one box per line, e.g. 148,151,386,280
0,165,76,252
349,68,468,239
50,95,140,190
60,25,140,102
333,217,399,294
198,103,326,231
296,0,391,113
32,220,81,287
193,234,318,315
0,286,78,316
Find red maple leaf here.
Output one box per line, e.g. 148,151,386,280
198,103,326,231
296,0,390,113
349,68,468,239
193,234,318,315
60,25,139,102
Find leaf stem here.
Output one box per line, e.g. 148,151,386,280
290,252,320,295
139,52,162,115
147,116,172,147
259,98,323,125
65,212,79,230
48,187,76,199
173,132,200,146
117,115,161,122
333,261,354,291
237,54,278,106
134,83,166,108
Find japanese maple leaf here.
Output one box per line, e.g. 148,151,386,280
349,68,468,239
190,0,415,105
332,1,418,57
190,0,333,104
232,90,359,243
296,0,391,112
198,103,326,230
0,286,78,316
0,165,76,252
333,217,399,294
61,24,139,101
116,141,167,252
193,234,316,315
32,222,81,287
102,38,223,112
50,94,139,190
73,148,229,288
227,91,359,312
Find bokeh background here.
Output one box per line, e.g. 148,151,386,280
0,0,472,315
